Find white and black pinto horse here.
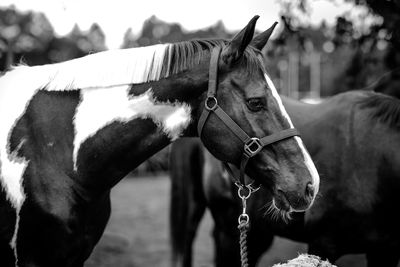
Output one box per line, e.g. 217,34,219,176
0,16,319,267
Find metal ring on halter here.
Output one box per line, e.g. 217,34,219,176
244,137,263,157
205,97,218,111
237,185,252,200
238,213,249,224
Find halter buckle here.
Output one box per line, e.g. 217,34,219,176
205,97,218,111
244,137,263,157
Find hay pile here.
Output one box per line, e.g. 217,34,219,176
272,254,336,267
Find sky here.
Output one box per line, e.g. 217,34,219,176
0,0,364,49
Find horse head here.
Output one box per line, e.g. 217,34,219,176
197,16,320,213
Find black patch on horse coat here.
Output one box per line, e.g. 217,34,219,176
76,117,170,191
129,71,207,104
9,89,80,172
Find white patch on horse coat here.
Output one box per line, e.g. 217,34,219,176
0,67,36,209
264,73,320,198
73,87,191,166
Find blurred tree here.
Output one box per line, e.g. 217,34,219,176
121,15,232,48
67,23,107,53
278,0,400,95
274,0,399,95
0,6,54,69
121,28,138,48
354,0,399,63
0,6,107,71
333,16,354,47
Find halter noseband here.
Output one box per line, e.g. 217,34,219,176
197,47,300,190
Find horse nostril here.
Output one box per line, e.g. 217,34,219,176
305,182,315,198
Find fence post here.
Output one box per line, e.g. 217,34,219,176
310,52,321,98
288,52,299,99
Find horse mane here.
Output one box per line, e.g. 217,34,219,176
161,39,264,77
358,92,400,129
9,39,264,92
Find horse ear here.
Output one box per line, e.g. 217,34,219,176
250,22,278,51
221,15,259,66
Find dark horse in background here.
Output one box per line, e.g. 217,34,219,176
0,16,319,267
170,91,400,267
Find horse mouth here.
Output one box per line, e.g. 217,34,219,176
263,190,293,223
273,190,291,212
271,188,312,216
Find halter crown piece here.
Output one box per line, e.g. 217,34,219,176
197,47,300,191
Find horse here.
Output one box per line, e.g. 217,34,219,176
169,91,400,267
0,16,320,267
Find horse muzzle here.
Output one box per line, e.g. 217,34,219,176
273,182,316,212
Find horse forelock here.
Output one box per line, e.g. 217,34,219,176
358,92,400,130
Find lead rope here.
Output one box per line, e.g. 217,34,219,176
237,185,253,267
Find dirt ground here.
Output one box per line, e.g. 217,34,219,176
85,175,371,267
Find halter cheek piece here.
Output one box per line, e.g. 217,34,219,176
197,47,300,191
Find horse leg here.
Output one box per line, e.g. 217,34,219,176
170,191,206,267
169,140,206,267
170,193,206,267
181,202,206,267
366,245,400,267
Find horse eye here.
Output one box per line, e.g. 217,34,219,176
246,98,265,112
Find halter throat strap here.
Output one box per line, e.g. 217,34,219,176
197,47,300,188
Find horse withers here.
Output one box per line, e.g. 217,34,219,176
0,16,318,267
170,91,400,267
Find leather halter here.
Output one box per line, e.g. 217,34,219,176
197,47,300,190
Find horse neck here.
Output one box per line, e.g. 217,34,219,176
281,95,316,126
76,74,207,193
